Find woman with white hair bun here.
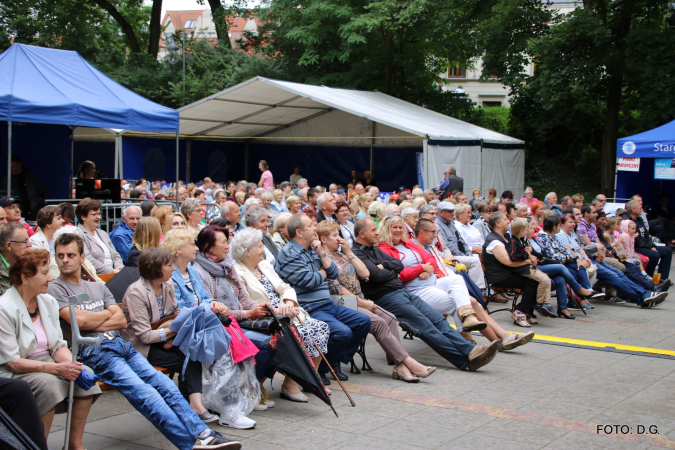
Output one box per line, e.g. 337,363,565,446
367,201,386,226
230,228,331,402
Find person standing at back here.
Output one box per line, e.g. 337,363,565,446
442,166,463,200
1,154,45,221
258,160,274,190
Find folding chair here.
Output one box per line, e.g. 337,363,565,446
478,254,520,315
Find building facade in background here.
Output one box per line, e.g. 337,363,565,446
440,0,577,107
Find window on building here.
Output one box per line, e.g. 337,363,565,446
184,20,195,29
482,101,502,108
448,65,466,78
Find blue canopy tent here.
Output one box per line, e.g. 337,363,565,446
616,119,675,205
0,43,180,207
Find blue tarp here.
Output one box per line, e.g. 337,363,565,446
617,119,675,159
0,44,178,132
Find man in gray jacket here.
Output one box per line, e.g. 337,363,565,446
275,213,370,382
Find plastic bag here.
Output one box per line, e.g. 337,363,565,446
202,352,259,424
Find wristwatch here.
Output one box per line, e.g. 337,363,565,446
319,252,328,258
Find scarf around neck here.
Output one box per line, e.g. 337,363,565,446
195,252,239,310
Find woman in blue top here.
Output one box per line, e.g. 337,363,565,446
160,227,261,431
160,228,230,312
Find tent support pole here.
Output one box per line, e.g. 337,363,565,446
186,139,191,183
370,121,375,176
114,133,119,179
480,140,483,195
175,132,180,211
7,121,12,197
244,141,249,181
613,157,619,201
70,127,75,198
422,136,429,191
119,135,124,179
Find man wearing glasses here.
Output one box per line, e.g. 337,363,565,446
0,222,32,295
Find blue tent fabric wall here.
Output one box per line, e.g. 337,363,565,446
121,137,246,183
0,123,71,199
248,144,418,191
616,158,675,207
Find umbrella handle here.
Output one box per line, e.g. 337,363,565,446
312,337,356,407
264,304,286,330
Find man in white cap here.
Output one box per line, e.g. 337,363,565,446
435,201,486,289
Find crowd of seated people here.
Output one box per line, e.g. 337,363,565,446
1,163,674,449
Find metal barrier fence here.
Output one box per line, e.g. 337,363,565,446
44,199,218,233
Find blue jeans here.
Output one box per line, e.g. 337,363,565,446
537,264,583,310
594,261,648,305
564,262,592,289
241,329,276,381
635,246,672,277
376,289,474,370
80,337,207,450
302,300,371,365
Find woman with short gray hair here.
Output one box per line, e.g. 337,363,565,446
272,212,292,250
244,207,278,262
230,229,331,402
180,198,204,232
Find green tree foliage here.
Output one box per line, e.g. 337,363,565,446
479,0,675,196
94,36,289,109
250,0,477,102
0,0,150,58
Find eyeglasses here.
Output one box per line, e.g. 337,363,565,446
423,229,438,235
423,212,438,216
9,239,29,245
88,212,102,217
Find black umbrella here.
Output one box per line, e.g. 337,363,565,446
106,266,140,303
265,305,339,417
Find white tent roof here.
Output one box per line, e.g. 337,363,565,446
177,77,524,147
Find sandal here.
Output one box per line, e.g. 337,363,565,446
511,310,531,327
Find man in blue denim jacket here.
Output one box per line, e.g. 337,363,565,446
276,212,371,383
48,233,240,450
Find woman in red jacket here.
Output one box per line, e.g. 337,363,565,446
377,216,533,350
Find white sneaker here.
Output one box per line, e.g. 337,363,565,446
218,415,256,430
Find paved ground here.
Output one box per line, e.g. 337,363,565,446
48,272,675,450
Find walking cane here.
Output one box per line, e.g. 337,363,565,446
294,315,356,407
64,294,101,450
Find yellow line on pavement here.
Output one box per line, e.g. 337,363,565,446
451,324,675,357
525,333,675,357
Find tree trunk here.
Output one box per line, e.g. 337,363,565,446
599,1,633,197
600,69,622,197
208,0,233,49
91,0,141,53
147,0,163,57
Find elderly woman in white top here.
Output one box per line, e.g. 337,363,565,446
180,198,204,232
231,228,330,401
76,198,123,274
0,249,100,449
272,212,292,251
455,203,484,250
29,206,65,259
271,189,285,213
